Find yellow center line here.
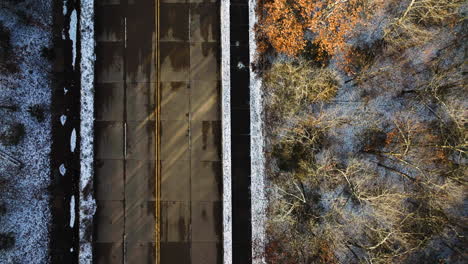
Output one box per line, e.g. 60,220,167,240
155,0,161,263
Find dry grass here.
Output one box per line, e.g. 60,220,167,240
384,0,465,51
264,60,340,120
272,117,325,172
269,154,466,262
403,0,465,26
271,112,347,179
268,112,466,262
424,68,467,165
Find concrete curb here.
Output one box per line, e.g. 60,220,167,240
249,0,267,263
79,0,96,263
221,1,232,264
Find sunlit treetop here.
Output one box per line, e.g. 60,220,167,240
259,0,372,57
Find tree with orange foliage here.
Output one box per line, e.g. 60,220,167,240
258,0,368,57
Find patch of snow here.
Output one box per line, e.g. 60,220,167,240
0,1,52,263
60,114,67,126
237,61,245,69
70,128,76,152
62,0,67,16
59,163,66,176
70,195,75,228
64,87,68,94
79,0,96,263
221,1,232,264
69,9,77,68
249,0,267,263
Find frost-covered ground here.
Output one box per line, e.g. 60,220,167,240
0,0,53,263
79,0,96,263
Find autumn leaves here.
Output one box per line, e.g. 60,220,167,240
257,0,368,58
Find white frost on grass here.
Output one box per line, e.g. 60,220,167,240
70,9,77,68
71,128,76,152
0,0,52,263
221,1,232,264
249,0,267,263
79,0,96,263
70,195,75,228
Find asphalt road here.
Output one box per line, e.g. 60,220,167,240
93,0,222,263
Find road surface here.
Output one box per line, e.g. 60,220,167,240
93,0,222,263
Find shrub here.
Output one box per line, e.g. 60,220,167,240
0,22,11,58
40,46,55,61
4,0,26,3
264,60,339,119
384,0,464,51
0,122,25,146
0,104,18,111
15,10,34,25
28,104,46,122
272,131,321,174
343,40,385,75
0,22,12,64
0,233,15,250
422,65,467,165
269,134,466,263
378,113,466,180
301,42,331,67
0,203,5,215
359,127,387,153
403,0,464,26
0,22,19,74
271,113,342,174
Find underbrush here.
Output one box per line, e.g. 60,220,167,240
259,0,466,263
0,22,18,74
27,104,46,123
384,0,465,52
264,60,339,120
0,232,15,251
0,122,25,146
268,149,465,263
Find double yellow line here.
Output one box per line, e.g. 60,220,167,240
154,0,161,263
